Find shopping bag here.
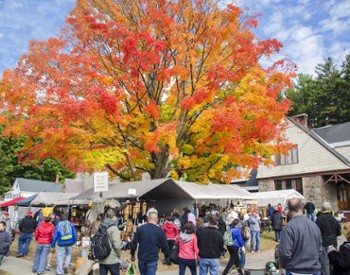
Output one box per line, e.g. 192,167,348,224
126,262,135,275
169,244,179,265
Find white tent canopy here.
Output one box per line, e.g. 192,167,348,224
72,179,255,203
71,179,255,215
30,192,79,206
175,181,255,200
251,189,304,206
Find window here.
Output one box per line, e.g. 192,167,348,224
275,180,282,190
295,179,303,195
274,178,303,194
275,145,299,165
285,179,292,189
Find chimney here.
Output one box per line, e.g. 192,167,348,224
292,113,308,128
55,174,59,184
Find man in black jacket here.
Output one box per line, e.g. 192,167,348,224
198,215,223,274
316,202,341,275
17,211,37,257
130,211,169,275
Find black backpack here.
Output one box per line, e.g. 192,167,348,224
91,223,115,260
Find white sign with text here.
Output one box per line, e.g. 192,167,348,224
93,172,109,192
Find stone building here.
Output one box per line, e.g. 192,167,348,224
245,114,350,212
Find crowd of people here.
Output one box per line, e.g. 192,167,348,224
0,199,349,275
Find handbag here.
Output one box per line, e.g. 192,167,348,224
169,244,179,265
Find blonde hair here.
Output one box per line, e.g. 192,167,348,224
343,222,350,241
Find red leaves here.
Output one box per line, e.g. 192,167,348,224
144,100,161,119
0,0,294,183
99,92,119,115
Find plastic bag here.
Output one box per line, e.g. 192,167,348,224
126,262,135,275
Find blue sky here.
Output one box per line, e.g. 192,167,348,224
0,0,349,76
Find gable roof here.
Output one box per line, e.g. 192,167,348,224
62,179,85,194
15,178,63,193
289,118,350,166
313,122,350,144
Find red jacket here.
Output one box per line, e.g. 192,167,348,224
34,221,55,244
163,221,178,240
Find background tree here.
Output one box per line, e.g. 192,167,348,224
0,0,295,183
287,54,350,127
0,128,75,195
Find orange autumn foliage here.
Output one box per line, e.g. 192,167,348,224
0,0,295,183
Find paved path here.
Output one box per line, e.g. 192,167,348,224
0,249,274,274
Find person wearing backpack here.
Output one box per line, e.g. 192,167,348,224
171,209,183,232
222,219,245,275
51,213,77,275
96,209,121,275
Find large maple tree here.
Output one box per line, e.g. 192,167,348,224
0,0,295,183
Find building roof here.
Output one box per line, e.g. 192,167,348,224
15,178,63,193
289,118,350,166
313,122,350,144
62,179,85,194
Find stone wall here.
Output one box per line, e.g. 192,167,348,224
302,175,338,211
258,179,274,192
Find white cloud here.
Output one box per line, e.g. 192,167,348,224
319,18,350,36
328,0,350,19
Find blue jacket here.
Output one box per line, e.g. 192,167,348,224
230,226,245,248
51,220,77,247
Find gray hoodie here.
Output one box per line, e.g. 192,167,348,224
180,232,192,243
248,215,261,232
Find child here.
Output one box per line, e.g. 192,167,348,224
0,221,12,265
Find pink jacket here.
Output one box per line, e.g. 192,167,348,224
178,233,199,260
163,221,178,240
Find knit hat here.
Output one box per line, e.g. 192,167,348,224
321,202,332,211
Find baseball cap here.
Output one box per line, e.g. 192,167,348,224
322,202,332,210
2,212,9,215
27,211,33,216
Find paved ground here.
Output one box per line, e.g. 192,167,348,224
0,249,274,274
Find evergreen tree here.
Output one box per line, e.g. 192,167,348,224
287,54,350,127
0,129,75,196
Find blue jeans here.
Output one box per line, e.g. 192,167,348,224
0,254,5,265
33,244,50,273
99,263,120,275
179,257,197,275
250,231,260,252
308,213,315,222
275,230,281,241
199,258,220,275
239,247,246,268
18,233,33,256
57,246,72,275
138,260,158,275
